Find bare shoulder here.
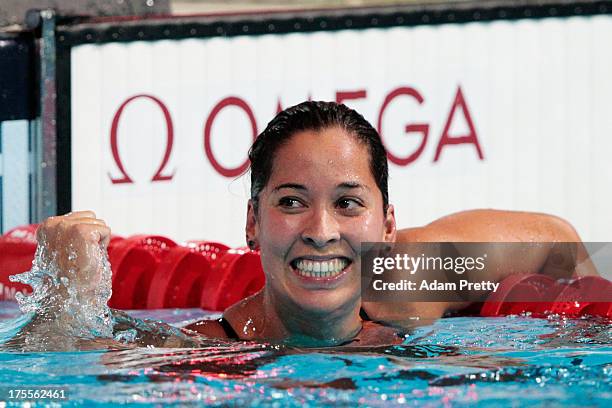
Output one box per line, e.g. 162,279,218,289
397,209,579,243
182,292,263,341
383,209,588,321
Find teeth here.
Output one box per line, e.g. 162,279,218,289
293,258,348,278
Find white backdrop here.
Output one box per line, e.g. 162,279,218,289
71,16,612,246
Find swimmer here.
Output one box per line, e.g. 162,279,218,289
10,101,599,348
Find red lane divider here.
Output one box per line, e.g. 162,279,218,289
200,248,265,311
182,241,230,307
185,240,229,263
481,274,612,318
2,224,610,315
147,245,213,309
480,274,557,317
108,235,176,309
549,276,612,317
580,302,612,317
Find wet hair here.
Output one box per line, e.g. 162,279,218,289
248,101,389,215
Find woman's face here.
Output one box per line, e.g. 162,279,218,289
247,127,396,315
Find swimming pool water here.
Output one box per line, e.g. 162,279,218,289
0,301,610,407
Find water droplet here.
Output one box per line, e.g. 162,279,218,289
243,318,256,335
7,237,115,346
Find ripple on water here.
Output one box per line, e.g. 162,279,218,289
0,308,610,405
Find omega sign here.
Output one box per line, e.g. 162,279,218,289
108,85,484,183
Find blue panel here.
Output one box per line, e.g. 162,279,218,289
1,120,30,232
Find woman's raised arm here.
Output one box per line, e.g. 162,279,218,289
363,209,598,324
398,209,598,280
3,211,218,351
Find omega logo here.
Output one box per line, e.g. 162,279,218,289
108,85,483,184
109,94,175,184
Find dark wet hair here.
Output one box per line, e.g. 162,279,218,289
248,101,389,214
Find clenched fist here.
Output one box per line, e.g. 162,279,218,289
36,211,112,302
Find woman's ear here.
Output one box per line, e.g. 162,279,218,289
383,204,397,243
246,199,259,248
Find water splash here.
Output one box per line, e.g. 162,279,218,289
3,237,220,351
8,236,114,340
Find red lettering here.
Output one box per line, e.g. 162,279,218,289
336,90,367,105
109,94,175,184
204,96,257,177
434,86,484,162
108,87,483,184
377,87,429,166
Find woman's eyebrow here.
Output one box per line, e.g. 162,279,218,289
337,182,370,191
272,183,307,192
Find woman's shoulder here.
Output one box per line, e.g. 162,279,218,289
183,293,262,341
396,209,578,243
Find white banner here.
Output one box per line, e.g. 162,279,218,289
71,16,612,245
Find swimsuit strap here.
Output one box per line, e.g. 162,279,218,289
359,307,371,321
218,316,240,340
220,309,372,341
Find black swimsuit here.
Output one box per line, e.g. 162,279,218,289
359,307,371,321
218,308,372,340
218,316,240,339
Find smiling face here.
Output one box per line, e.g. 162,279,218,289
247,126,396,316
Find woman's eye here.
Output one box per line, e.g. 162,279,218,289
278,197,304,208
337,198,362,210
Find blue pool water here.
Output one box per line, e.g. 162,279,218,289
0,301,610,407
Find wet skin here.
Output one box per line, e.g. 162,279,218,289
185,129,598,345
11,126,600,350
188,127,398,346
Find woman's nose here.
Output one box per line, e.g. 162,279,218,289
301,207,341,248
